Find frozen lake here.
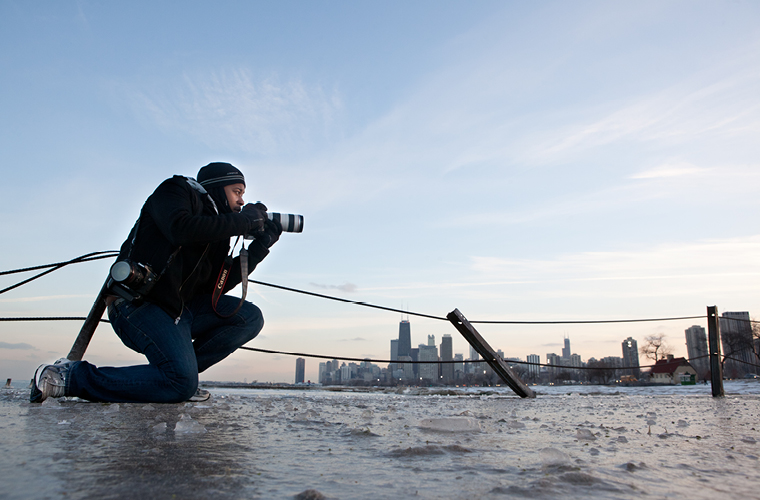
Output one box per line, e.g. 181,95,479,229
2,381,759,499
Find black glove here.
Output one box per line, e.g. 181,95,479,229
254,218,282,248
240,203,267,234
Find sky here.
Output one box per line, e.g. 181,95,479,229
2,1,760,384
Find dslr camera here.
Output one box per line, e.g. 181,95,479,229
108,260,158,302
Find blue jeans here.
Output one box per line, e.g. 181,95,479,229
66,295,263,403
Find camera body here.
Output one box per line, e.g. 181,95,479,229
108,260,158,302
246,212,304,239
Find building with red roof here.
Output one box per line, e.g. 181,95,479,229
650,355,698,385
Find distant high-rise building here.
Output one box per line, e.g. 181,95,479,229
398,320,411,358
340,363,351,382
468,345,482,374
569,353,582,368
410,347,420,378
621,337,640,377
398,355,414,380
454,353,464,379
390,339,398,361
418,343,439,382
427,334,435,347
295,358,305,384
562,336,571,360
684,326,709,380
720,312,755,378
469,345,479,361
601,356,623,369
318,362,326,384
527,354,540,380
546,353,561,374
440,334,454,383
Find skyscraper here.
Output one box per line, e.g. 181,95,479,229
546,353,561,375
469,345,479,360
418,343,439,382
684,325,709,380
454,353,464,380
527,354,540,380
295,357,305,384
562,335,571,360
720,311,755,378
440,334,453,383
621,337,640,377
398,320,411,359
390,339,398,361
468,345,481,374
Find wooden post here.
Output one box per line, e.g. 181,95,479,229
66,280,109,361
447,309,535,398
707,305,724,397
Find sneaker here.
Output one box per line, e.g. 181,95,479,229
189,388,211,402
30,362,70,403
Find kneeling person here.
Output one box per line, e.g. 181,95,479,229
31,162,281,403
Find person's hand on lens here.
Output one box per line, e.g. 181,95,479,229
254,218,282,248
240,203,266,233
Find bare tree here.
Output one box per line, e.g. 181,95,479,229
750,319,760,363
639,333,673,362
587,359,617,384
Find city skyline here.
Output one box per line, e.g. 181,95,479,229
315,314,740,386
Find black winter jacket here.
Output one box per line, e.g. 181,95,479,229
115,175,269,320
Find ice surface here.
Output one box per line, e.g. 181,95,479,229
173,413,206,434
103,403,120,414
576,428,597,440
418,417,481,432
2,380,760,500
540,447,572,468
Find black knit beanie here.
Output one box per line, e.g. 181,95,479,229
197,162,246,214
197,162,245,188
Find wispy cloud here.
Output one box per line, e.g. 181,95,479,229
0,342,35,350
518,62,760,166
128,68,343,155
309,282,358,293
630,162,709,179
469,236,760,284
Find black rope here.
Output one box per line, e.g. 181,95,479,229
248,279,447,321
716,316,760,325
240,346,448,364
239,347,711,372
470,316,706,325
0,252,118,295
249,279,705,326
0,317,110,323
722,355,760,370
1,255,743,374
0,256,707,326
0,251,119,276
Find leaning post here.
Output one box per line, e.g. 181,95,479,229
66,279,109,361
706,305,724,397
447,309,535,398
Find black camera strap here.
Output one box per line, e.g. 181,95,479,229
211,238,248,318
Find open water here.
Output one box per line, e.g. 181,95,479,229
1,381,759,499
